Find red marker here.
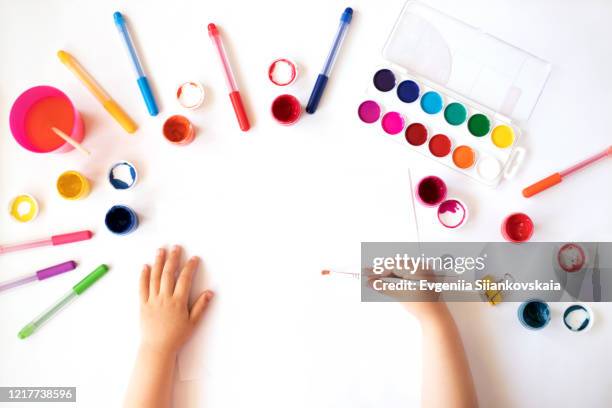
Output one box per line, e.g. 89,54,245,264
208,23,250,131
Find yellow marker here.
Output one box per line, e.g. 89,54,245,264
9,195,39,222
491,125,515,149
57,171,90,200
57,50,137,134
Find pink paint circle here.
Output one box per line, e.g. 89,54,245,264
381,111,404,135
358,100,381,124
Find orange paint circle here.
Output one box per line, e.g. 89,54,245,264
452,145,476,169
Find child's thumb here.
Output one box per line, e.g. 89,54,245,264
190,290,214,323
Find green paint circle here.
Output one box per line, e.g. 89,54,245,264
444,103,467,126
468,114,491,137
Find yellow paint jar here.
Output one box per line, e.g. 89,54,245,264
57,170,90,200
9,194,39,222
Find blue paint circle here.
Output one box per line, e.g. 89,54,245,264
105,205,138,235
518,300,550,330
563,304,591,332
396,80,420,103
420,91,443,114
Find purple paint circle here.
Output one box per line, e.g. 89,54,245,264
381,112,405,135
358,100,381,124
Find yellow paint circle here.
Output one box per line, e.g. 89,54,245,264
57,170,90,200
491,125,515,148
9,194,39,222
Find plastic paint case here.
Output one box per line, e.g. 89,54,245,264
357,1,551,187
9,86,85,154
9,194,39,222
56,171,90,200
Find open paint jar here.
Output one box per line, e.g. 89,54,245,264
517,299,550,330
437,198,467,229
163,115,195,145
501,213,534,243
416,175,447,206
105,205,138,235
271,94,301,125
56,171,90,200
563,304,593,332
9,194,39,222
268,58,298,86
108,161,138,190
177,82,205,109
557,243,587,272
9,86,85,153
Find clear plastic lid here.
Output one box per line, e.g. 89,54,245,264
383,1,551,124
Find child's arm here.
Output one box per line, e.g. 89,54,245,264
404,302,478,408
124,246,214,408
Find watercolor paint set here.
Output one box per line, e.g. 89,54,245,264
357,1,551,187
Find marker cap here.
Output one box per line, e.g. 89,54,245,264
73,264,109,295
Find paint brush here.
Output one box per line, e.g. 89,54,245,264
321,269,360,278
523,146,612,198
51,127,90,156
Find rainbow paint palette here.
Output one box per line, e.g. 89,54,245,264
358,1,551,187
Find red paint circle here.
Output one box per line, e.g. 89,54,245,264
428,134,451,157
502,213,534,242
405,123,428,146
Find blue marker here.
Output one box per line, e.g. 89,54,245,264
306,7,353,114
113,11,159,116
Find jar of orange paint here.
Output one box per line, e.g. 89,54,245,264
163,115,195,145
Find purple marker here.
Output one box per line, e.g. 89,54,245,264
0,261,77,293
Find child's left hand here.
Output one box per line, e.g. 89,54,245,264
139,245,214,355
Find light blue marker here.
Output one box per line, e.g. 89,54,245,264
113,11,159,116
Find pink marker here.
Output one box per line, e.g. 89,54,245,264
208,23,251,132
0,261,77,293
0,230,93,255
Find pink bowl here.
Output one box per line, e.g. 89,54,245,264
9,85,84,153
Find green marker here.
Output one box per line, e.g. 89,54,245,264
18,264,109,339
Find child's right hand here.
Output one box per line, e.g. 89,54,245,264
139,245,214,355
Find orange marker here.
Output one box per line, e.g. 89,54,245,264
523,146,612,198
321,269,359,278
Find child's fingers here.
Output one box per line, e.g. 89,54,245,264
190,290,214,324
174,256,200,300
160,245,181,296
150,248,166,296
140,265,151,303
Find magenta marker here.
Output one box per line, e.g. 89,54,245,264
0,261,77,293
0,230,92,255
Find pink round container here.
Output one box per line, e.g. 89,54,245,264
416,175,447,207
9,86,84,153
